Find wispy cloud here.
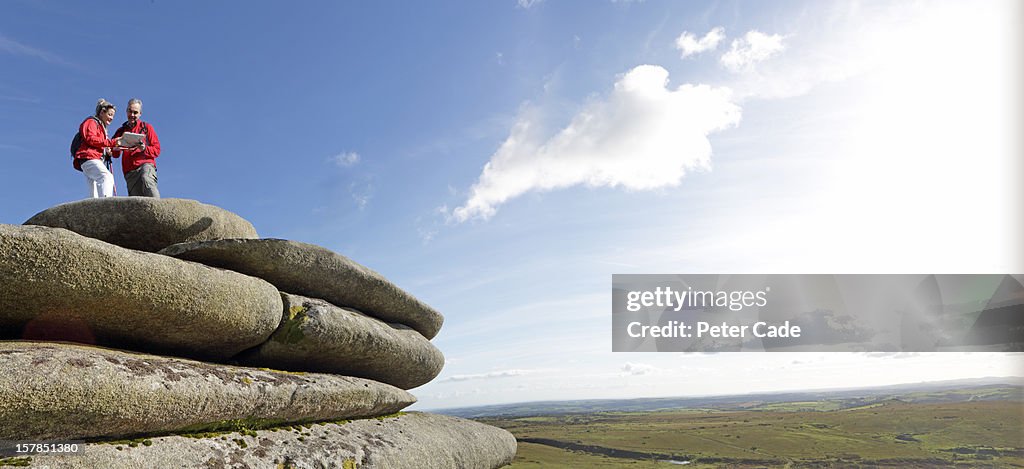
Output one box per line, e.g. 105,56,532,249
451,65,741,222
862,352,922,359
438,368,541,382
327,151,369,209
329,151,360,167
0,94,41,104
621,362,660,375
349,178,372,210
415,207,449,244
0,33,79,69
517,0,542,9
675,27,725,58
720,30,786,73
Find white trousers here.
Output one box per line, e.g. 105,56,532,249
81,159,114,198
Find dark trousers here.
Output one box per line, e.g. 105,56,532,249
125,163,160,198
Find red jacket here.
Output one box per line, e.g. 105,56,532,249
113,120,161,174
73,117,117,170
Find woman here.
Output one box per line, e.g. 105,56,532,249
73,99,123,198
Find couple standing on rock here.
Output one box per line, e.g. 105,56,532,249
73,98,162,199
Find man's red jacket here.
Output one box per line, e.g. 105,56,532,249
113,120,161,174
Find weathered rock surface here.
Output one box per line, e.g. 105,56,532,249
159,239,444,339
18,412,515,469
24,198,258,252
0,199,517,468
0,224,281,359
0,342,415,441
240,293,444,390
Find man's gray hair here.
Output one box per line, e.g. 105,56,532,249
128,98,143,109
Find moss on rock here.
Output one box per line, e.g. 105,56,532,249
0,457,31,467
272,305,309,345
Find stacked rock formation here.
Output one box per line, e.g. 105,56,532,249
0,198,515,468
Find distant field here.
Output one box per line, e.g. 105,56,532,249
482,400,1024,468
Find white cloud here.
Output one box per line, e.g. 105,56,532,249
621,362,660,375
439,369,540,382
417,226,437,244
451,65,741,222
348,178,372,210
517,0,542,9
721,30,785,72
675,27,725,58
330,151,360,167
863,352,922,359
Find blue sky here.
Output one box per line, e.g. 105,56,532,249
2,0,1021,410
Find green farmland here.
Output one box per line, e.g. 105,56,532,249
482,399,1024,468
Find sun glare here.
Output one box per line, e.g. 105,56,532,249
815,1,1019,272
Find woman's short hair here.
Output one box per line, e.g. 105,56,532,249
94,98,116,117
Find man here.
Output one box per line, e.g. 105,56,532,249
113,98,162,197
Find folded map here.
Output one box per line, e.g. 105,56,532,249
119,132,145,148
